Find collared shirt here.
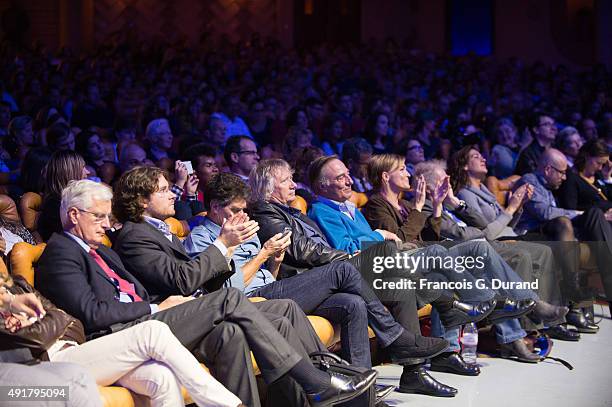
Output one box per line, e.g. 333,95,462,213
64,232,158,313
143,216,173,242
316,196,357,220
183,216,274,296
144,216,228,256
515,172,582,233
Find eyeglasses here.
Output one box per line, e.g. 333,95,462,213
548,165,567,176
76,208,111,224
407,145,423,151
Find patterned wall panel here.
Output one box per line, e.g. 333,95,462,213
92,0,278,45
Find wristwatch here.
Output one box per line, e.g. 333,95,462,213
455,200,467,211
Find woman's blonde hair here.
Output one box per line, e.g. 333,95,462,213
367,154,404,191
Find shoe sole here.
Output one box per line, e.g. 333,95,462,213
390,343,449,365
570,326,599,334
375,385,396,403
429,364,480,376
396,386,457,397
441,305,496,330
487,303,537,324
499,352,540,364
324,372,378,407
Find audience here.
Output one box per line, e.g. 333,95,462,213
1,36,611,405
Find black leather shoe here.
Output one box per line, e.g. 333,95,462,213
531,301,569,322
488,299,536,323
388,335,449,364
542,324,581,341
499,339,541,363
397,365,457,397
375,384,395,404
566,308,599,333
438,299,496,329
430,352,481,376
307,369,378,407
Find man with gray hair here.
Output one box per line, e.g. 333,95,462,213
145,118,175,163
415,159,579,342
515,148,612,322
37,179,377,407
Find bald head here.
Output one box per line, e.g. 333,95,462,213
539,148,567,171
539,148,568,189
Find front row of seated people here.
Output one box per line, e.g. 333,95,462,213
0,148,602,405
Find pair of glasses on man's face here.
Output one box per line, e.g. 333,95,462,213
76,208,111,224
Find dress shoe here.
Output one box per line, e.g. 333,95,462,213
566,308,599,333
488,299,536,323
307,369,378,407
499,339,541,363
397,365,458,397
430,352,481,376
438,299,496,329
375,384,395,404
582,305,595,324
542,324,581,341
531,301,569,322
387,335,449,364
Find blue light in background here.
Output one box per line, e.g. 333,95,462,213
450,0,493,56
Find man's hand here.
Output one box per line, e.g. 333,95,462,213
605,209,612,222
261,232,292,259
507,183,530,214
432,176,451,207
218,213,260,248
411,175,427,212
185,173,199,196
158,295,194,311
174,161,189,189
377,229,401,242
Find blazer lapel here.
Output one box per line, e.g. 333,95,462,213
97,247,149,300
141,221,190,259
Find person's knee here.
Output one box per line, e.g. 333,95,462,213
551,216,574,234
343,294,367,319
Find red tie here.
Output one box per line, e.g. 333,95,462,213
89,249,143,302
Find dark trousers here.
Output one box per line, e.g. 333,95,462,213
120,288,323,407
573,207,612,300
251,260,404,367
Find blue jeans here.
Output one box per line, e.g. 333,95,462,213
250,261,404,367
431,307,525,348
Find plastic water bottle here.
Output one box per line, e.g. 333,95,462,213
461,323,478,365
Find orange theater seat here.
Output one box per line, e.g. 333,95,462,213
18,192,42,232
290,195,308,214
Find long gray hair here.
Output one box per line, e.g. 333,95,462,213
249,159,292,203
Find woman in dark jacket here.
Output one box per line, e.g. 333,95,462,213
556,139,612,213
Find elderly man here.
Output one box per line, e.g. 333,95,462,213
248,159,536,397
145,118,175,163
515,148,612,324
184,172,449,374
224,135,260,182
414,160,578,343
37,178,376,407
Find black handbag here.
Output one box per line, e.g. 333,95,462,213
309,352,377,407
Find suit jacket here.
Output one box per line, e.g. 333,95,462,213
36,232,152,337
113,221,231,303
361,193,441,242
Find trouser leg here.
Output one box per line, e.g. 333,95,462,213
0,362,101,407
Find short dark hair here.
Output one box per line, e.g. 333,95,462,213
342,137,372,163
529,112,554,130
308,155,338,193
112,166,168,223
182,143,217,164
223,135,253,165
204,172,250,211
46,123,71,150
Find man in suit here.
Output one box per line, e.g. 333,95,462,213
110,166,326,365
36,179,376,407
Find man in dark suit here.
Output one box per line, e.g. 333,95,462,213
37,179,376,407
110,167,326,362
